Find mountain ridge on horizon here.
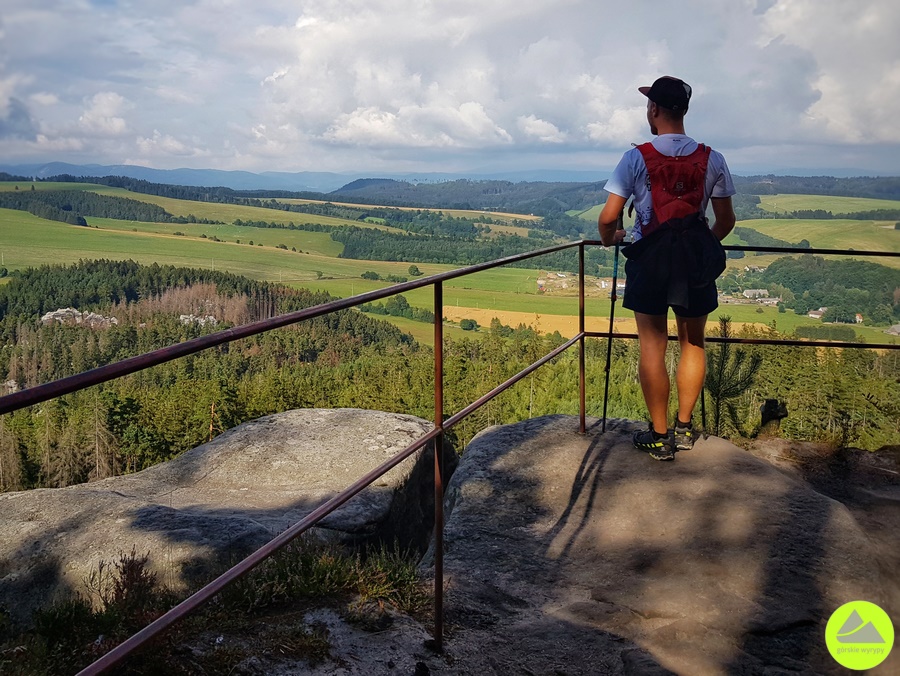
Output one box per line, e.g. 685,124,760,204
0,161,614,193
2,161,897,194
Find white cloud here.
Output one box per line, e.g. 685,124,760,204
0,0,897,173
135,130,209,157
263,67,290,86
585,109,646,145
153,86,197,105
757,0,900,144
29,92,59,106
325,101,512,148
518,115,566,143
34,134,85,152
78,92,129,136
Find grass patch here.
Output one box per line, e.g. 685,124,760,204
0,181,100,193
731,218,900,267
482,223,534,237
0,538,429,675
219,539,429,617
569,204,603,222
360,313,471,346
304,278,600,318
757,193,900,214
88,216,345,257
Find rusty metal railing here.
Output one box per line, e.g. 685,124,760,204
0,239,586,675
0,239,897,674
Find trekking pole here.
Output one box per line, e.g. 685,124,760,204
601,243,620,433
700,387,708,439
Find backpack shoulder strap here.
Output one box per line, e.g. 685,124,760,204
636,142,661,162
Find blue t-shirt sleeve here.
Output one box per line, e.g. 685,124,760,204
710,151,736,198
604,152,636,199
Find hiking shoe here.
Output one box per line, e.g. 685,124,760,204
632,427,675,461
673,419,695,451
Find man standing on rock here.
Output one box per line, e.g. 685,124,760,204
598,76,736,461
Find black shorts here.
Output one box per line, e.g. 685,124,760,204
622,257,718,317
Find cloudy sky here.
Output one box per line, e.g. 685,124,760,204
0,0,898,176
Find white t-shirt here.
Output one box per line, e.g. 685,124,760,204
604,134,736,241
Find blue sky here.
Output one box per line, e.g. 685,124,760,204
0,0,898,176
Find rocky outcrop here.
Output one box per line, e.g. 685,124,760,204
179,313,218,326
0,408,455,627
410,415,898,675
39,307,118,329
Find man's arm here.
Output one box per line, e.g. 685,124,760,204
709,196,736,242
598,194,628,246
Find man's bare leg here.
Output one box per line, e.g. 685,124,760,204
634,312,670,434
674,314,708,423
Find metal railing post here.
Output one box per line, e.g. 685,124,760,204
579,243,586,434
433,281,445,652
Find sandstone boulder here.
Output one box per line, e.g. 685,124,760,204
0,408,455,626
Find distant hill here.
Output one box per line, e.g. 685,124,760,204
4,162,900,215
733,175,900,201
0,162,608,194
0,162,352,192
331,178,607,214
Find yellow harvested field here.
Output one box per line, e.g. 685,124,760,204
442,307,766,339
442,307,627,337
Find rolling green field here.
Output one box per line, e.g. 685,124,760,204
707,304,892,343
276,198,541,224
0,208,419,282
571,193,900,222
1,182,896,345
0,206,576,317
757,193,900,214
0,182,393,230
88,186,367,229
729,218,900,266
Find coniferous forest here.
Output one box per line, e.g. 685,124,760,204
0,261,897,494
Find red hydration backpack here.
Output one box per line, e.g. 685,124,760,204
636,142,711,237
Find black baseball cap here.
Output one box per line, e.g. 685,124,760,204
639,76,692,112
